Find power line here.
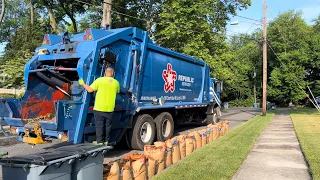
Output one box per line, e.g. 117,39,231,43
111,11,149,22
245,23,256,34
75,0,148,22
75,0,128,11
76,0,262,25
74,0,91,6
75,0,229,37
232,15,262,23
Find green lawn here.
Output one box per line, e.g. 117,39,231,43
290,108,320,180
153,113,274,180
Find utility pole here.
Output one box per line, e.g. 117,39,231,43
102,0,112,29
254,67,257,108
262,1,267,116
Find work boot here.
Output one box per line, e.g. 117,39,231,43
92,141,104,145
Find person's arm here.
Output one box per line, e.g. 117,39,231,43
83,83,94,93
117,82,120,93
79,79,98,93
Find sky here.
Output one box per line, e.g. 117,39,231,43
227,0,320,36
0,0,319,56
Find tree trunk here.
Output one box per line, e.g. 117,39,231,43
102,0,112,28
0,0,5,26
57,0,77,33
70,16,78,33
146,0,154,35
119,0,125,27
47,6,60,33
30,0,34,25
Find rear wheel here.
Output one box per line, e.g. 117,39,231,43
129,114,156,150
155,112,174,142
206,110,218,125
216,106,222,116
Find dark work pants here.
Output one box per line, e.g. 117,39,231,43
93,111,113,143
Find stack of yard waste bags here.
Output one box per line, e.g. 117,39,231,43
103,120,229,180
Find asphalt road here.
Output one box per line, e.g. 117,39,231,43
0,108,261,179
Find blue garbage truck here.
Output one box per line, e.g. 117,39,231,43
0,27,222,150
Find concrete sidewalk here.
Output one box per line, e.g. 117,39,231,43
232,110,311,180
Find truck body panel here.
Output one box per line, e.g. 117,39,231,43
0,27,221,147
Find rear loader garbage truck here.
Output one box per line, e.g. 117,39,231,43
0,27,222,150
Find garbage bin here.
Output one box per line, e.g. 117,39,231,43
224,102,229,109
56,144,110,180
0,144,112,180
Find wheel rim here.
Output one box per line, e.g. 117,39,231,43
162,119,171,137
140,122,152,143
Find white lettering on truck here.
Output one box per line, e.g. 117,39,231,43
178,75,194,87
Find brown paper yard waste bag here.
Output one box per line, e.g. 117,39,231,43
177,135,186,159
217,122,223,136
171,137,181,164
224,120,230,133
221,122,226,135
206,129,210,143
185,135,194,156
216,122,222,137
153,141,166,173
209,124,219,140
144,144,165,178
191,132,201,149
124,153,147,180
106,161,121,180
190,133,196,151
207,128,213,143
132,157,147,180
145,154,156,179
199,130,207,146
122,161,133,180
165,139,173,167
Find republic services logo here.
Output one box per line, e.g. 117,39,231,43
162,63,177,93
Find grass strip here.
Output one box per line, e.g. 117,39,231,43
290,108,320,180
153,113,274,180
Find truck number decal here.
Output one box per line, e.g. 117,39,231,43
162,63,177,93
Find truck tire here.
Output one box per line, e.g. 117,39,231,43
154,112,174,142
130,114,156,150
206,110,218,125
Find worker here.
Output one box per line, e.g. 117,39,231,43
78,67,120,145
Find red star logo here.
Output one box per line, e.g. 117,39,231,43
162,63,177,93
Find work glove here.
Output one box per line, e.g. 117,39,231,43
78,79,84,85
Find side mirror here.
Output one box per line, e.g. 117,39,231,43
99,51,116,64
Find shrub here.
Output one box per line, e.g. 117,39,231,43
228,97,257,108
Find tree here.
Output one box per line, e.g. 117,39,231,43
56,0,86,33
267,11,317,104
0,21,44,88
155,0,251,53
35,0,61,33
0,0,29,43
